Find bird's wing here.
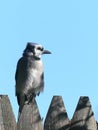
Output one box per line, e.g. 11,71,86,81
15,57,25,95
15,57,28,106
15,57,23,84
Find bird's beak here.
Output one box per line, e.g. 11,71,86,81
43,50,52,54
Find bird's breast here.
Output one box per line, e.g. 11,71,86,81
26,59,44,88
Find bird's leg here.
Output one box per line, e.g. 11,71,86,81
29,93,36,103
25,93,36,104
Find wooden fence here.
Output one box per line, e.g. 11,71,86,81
0,95,97,130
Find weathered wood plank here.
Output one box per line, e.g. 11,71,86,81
70,96,97,130
44,96,70,130
0,95,16,130
17,98,43,130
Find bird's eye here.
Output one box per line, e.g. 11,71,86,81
37,47,41,50
37,47,43,51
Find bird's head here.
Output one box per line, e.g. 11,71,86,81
23,42,51,59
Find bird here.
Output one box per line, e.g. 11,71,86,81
15,42,51,113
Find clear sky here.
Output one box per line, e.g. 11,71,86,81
0,0,98,121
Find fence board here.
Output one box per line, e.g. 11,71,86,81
44,96,70,130
0,95,16,130
17,98,43,130
70,96,97,130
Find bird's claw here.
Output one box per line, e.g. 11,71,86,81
25,93,36,104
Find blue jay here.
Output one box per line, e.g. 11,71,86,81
15,42,51,112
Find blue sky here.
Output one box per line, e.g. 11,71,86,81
0,0,98,121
